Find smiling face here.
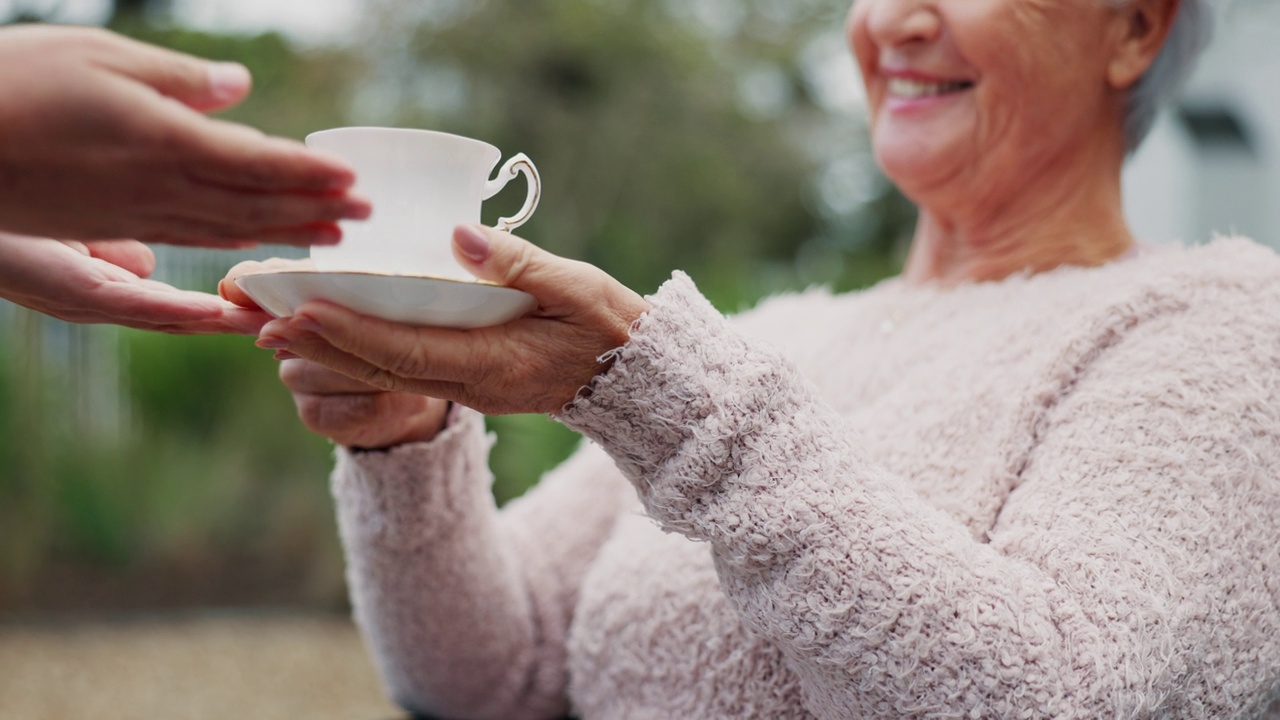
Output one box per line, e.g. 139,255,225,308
847,0,1130,209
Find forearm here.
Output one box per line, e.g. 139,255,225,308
333,409,569,720
560,273,1149,717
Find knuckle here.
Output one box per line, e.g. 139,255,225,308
383,341,429,379
351,363,400,393
503,242,538,287
294,395,327,431
459,336,496,385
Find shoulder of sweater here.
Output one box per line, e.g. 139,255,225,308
1143,235,1280,287
1075,238,1280,379
725,279,895,339
1127,236,1280,314
971,236,1280,319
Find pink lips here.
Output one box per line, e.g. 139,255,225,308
879,68,975,115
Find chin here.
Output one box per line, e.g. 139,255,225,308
873,136,960,202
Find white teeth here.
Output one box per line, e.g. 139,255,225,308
886,78,971,99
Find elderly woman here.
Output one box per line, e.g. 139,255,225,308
230,0,1280,716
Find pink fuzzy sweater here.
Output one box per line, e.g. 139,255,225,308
332,238,1280,719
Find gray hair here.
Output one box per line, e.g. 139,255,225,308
1116,0,1214,151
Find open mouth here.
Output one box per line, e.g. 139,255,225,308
885,78,975,99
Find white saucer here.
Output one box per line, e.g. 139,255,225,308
234,270,538,329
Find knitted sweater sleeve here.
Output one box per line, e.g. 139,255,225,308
331,407,631,720
557,272,1280,718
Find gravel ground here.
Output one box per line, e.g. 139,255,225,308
0,613,402,720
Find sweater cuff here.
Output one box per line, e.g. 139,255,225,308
557,272,797,534
331,405,495,550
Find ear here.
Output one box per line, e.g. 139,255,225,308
1107,0,1181,90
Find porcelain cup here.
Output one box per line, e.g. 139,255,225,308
305,127,541,279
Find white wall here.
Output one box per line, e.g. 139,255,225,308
1124,0,1280,247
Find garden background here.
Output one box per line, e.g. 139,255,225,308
0,1,910,716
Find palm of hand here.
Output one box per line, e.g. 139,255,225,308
0,233,268,334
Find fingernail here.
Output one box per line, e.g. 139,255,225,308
274,350,300,361
207,62,251,103
454,224,491,263
257,335,290,350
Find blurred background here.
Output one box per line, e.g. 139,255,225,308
0,0,1275,717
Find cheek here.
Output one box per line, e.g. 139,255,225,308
961,19,1087,136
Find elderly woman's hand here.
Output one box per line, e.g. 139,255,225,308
254,224,650,415
278,358,450,449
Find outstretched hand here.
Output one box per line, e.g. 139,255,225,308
0,232,269,334
253,225,650,415
0,25,370,247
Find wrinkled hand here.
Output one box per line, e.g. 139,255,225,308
0,25,370,246
254,225,650,415
221,258,449,447
0,232,269,334
278,359,450,449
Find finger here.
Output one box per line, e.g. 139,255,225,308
104,280,269,333
89,30,252,112
279,301,482,384
290,391,429,448
220,257,315,307
204,306,271,335
452,224,600,312
183,119,357,193
292,392,381,444
60,240,91,256
115,307,270,335
147,221,342,249
261,322,465,400
93,281,233,324
177,185,372,235
278,357,384,395
83,240,156,278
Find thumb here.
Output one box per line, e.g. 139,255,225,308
453,224,571,298
97,35,252,112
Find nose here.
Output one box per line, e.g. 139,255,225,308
861,0,942,48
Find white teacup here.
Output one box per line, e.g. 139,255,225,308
305,127,541,280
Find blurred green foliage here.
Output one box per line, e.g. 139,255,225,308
0,0,912,610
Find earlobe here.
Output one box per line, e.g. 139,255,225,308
1106,0,1180,90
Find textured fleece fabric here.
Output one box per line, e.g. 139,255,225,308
332,237,1280,719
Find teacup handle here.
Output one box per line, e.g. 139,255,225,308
482,153,541,233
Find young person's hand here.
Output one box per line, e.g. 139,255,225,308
0,232,269,334
0,25,370,247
